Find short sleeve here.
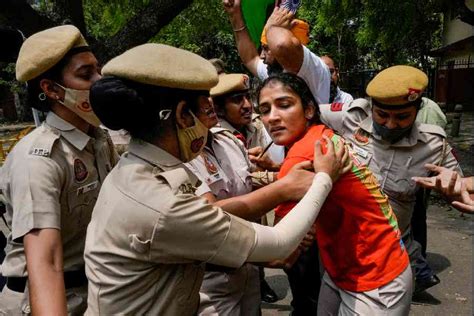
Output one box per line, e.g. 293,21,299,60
297,46,331,105
8,156,63,241
150,194,256,268
256,59,269,80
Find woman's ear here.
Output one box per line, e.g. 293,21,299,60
39,79,62,101
176,101,194,129
304,102,316,120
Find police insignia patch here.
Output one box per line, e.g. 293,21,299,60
353,128,369,146
203,153,218,174
74,158,89,182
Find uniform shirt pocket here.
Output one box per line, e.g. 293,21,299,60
128,234,151,254
391,156,417,202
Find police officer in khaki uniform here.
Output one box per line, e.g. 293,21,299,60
186,74,261,316
0,25,117,315
84,43,348,315
321,65,462,294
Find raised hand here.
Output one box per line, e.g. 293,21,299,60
223,0,241,15
412,164,462,198
265,6,294,29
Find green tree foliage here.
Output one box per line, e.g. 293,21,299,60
153,0,246,73
300,0,444,72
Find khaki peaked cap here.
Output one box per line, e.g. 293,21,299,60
16,25,88,82
210,74,250,97
102,43,218,90
366,65,428,106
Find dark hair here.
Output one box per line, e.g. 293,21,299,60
26,46,91,112
256,72,321,125
90,76,205,141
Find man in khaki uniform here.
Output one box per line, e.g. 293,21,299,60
321,65,462,295
0,25,117,315
84,43,343,315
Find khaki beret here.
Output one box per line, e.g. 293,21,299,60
210,74,250,97
366,65,428,106
16,25,88,82
102,43,218,91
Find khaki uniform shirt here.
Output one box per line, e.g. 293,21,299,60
185,128,253,199
84,139,256,315
332,99,461,233
218,118,263,149
0,112,117,277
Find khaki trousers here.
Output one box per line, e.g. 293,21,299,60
199,263,261,316
317,266,413,316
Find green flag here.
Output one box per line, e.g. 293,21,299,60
241,0,276,48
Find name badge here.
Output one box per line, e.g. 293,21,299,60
77,180,99,195
353,145,369,159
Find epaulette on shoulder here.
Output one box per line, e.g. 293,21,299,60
157,167,198,195
418,123,447,138
347,98,370,114
28,125,60,158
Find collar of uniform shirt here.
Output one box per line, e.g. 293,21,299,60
46,111,91,151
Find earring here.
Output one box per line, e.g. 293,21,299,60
38,92,46,101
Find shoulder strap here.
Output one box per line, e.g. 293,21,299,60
28,125,60,158
418,123,447,138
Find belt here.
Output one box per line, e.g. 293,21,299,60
205,263,237,274
7,268,87,293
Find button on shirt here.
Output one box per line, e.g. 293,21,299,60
84,138,256,315
0,112,116,277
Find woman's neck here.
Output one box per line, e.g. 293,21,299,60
51,103,91,135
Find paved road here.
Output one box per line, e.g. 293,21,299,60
262,111,474,316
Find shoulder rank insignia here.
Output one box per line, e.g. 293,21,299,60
178,183,197,195
30,148,50,157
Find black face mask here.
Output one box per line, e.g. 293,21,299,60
373,121,413,143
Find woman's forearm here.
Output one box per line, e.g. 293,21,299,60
247,172,332,262
24,229,67,316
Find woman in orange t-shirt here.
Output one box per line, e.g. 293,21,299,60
256,73,412,315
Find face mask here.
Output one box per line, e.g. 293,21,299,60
176,111,208,162
56,83,101,127
373,121,413,143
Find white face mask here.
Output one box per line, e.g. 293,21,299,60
56,83,101,127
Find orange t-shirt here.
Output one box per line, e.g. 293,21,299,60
275,125,409,292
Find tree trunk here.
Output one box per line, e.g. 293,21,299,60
0,0,55,37
91,0,194,63
1,0,194,63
